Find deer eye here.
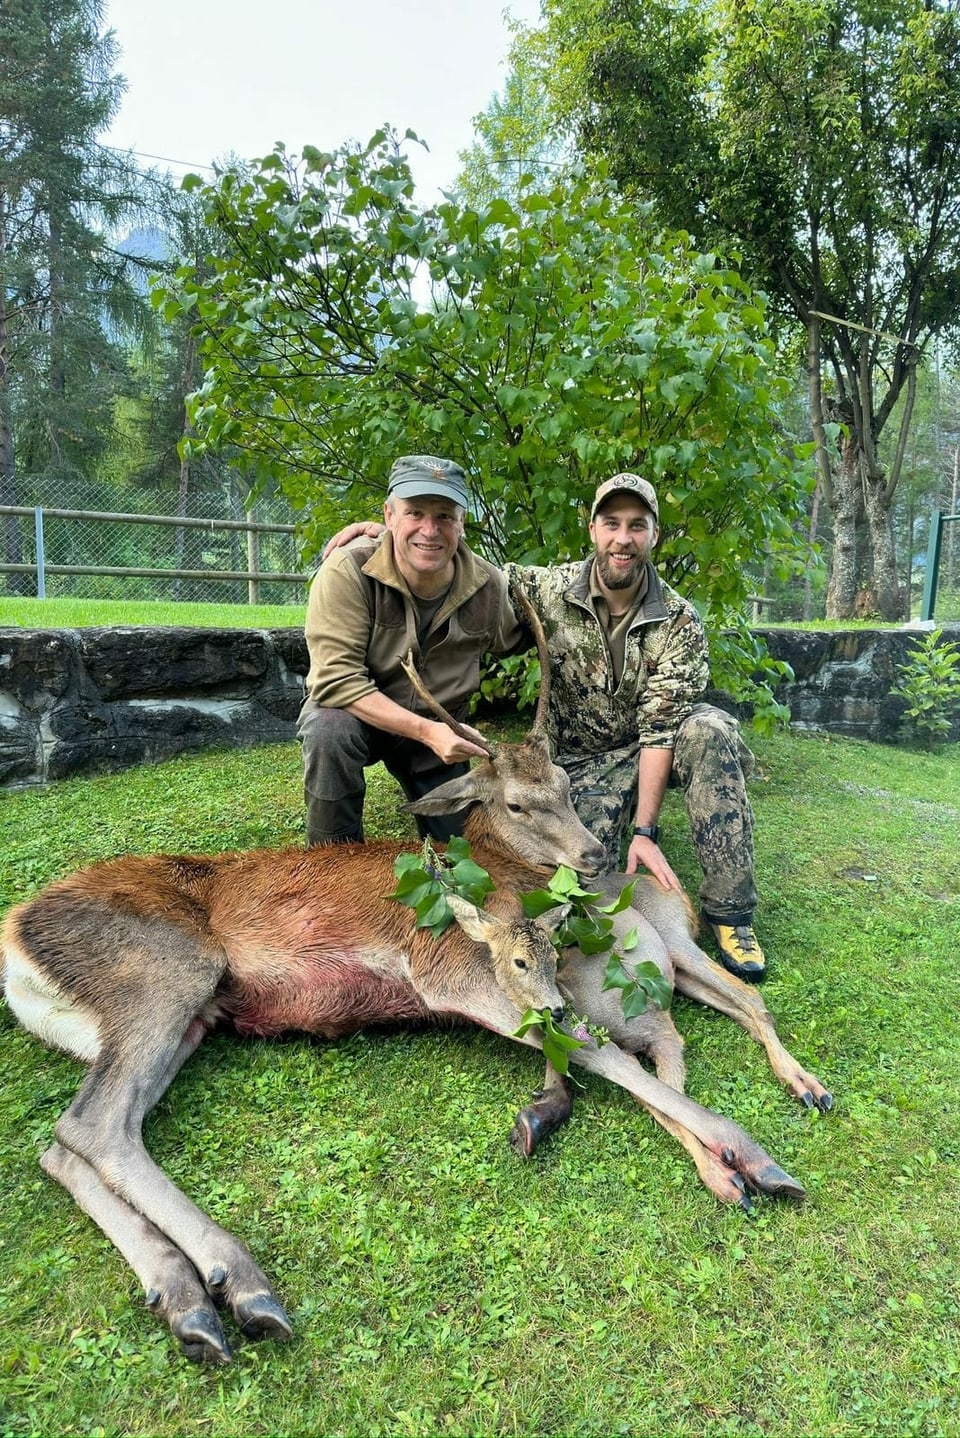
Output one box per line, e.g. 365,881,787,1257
514,958,528,970
506,802,526,815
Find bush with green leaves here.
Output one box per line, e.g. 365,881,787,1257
892,627,960,747
156,129,813,710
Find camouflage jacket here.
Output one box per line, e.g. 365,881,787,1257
506,557,709,757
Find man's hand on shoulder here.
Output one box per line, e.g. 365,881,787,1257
322,521,385,560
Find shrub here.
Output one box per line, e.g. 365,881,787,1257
892,627,960,747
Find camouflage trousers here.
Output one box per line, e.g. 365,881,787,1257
558,703,758,925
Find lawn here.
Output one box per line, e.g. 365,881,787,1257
0,729,959,1437
0,596,304,630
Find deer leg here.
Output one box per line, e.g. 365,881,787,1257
510,1062,574,1157
669,938,832,1112
569,1037,806,1204
40,1140,236,1363
556,949,755,1196
43,1018,285,1363
54,1049,291,1361
48,930,292,1364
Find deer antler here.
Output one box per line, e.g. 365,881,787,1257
400,651,498,758
512,586,552,735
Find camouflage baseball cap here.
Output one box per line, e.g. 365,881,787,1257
386,455,470,510
589,473,659,522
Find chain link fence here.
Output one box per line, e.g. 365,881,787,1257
1,475,310,607
3,472,959,622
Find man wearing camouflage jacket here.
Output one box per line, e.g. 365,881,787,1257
506,473,766,983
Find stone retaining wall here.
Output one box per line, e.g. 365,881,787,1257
2,622,958,789
0,626,308,787
741,624,960,742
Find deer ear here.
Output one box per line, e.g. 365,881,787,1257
403,768,487,816
445,894,500,943
536,903,569,937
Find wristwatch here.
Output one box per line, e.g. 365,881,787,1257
633,824,660,843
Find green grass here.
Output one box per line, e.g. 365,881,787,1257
0,596,304,629
1,731,959,1436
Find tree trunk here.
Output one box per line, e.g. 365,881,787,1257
862,466,903,620
47,210,66,471
0,214,26,593
825,428,858,618
802,476,822,621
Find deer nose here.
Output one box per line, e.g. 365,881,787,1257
550,1004,566,1025
580,842,607,878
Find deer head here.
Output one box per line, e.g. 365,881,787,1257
446,894,565,1021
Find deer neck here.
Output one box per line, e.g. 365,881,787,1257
462,816,553,896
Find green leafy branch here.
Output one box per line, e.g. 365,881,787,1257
388,837,493,937
520,865,673,1015
512,1007,587,1075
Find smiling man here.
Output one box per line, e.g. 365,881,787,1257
297,455,524,847
505,473,766,982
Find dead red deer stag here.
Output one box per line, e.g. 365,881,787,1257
0,593,825,1366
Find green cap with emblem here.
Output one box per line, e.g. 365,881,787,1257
590,473,659,522
386,455,470,511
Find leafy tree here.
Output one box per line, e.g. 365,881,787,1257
457,41,569,207
158,129,813,707
0,0,157,589
536,0,960,620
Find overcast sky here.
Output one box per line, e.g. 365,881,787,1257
102,0,542,199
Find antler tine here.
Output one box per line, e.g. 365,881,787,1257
400,650,498,759
512,586,551,734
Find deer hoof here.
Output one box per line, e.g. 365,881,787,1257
237,1293,293,1343
756,1161,806,1201
510,1111,538,1158
510,1082,574,1158
173,1305,233,1364
731,1174,754,1214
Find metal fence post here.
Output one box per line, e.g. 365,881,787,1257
34,506,45,598
921,510,944,622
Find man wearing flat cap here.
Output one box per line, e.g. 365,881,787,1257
298,455,524,846
322,467,766,982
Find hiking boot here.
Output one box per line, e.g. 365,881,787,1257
709,922,767,983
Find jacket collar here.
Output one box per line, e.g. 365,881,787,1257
565,555,669,624
362,534,490,612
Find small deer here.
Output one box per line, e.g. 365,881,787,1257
0,596,828,1364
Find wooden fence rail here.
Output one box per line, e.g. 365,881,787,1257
0,504,307,604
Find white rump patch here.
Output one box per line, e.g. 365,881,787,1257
3,945,101,1061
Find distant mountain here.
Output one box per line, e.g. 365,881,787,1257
117,224,168,265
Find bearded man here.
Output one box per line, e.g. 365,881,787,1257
504,473,765,982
